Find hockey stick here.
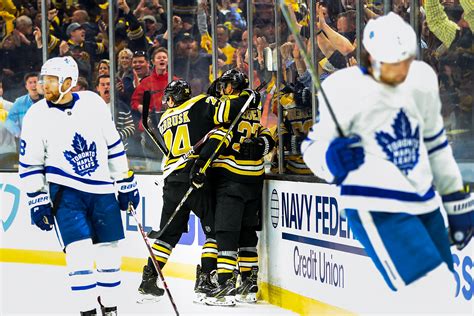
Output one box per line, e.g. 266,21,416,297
154,127,220,186
279,1,345,137
147,85,264,240
127,203,180,316
142,90,169,155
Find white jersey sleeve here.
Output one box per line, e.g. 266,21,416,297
19,103,47,193
302,62,461,215
301,67,362,183
416,63,463,195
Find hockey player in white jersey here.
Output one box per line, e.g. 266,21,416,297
19,56,140,316
302,12,473,295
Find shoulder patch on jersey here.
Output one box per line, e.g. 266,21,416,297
63,133,99,176
375,108,420,175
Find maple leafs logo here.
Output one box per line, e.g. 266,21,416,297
63,133,99,176
375,109,420,175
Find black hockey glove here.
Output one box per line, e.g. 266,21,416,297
290,135,305,154
240,137,267,160
242,88,261,109
207,78,222,98
189,158,207,189
294,87,312,108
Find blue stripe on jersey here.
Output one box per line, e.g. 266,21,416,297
427,140,449,155
19,161,42,168
108,139,122,149
45,166,113,185
97,281,121,288
97,268,120,273
71,283,96,291
68,270,94,276
341,185,435,202
19,169,44,178
108,151,125,159
424,128,445,142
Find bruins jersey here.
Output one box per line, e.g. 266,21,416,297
158,94,242,175
272,97,314,175
211,91,276,183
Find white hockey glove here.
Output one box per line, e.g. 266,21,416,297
442,190,474,250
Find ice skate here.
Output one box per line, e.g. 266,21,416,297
193,265,217,304
236,267,258,303
205,270,237,307
80,309,97,316
137,265,164,303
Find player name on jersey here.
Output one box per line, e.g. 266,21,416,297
158,111,191,134
240,109,261,121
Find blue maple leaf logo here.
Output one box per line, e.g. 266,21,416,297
375,109,420,175
63,133,99,176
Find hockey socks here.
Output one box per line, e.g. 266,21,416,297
201,238,218,273
238,247,258,280
217,250,238,284
150,239,173,269
137,240,171,303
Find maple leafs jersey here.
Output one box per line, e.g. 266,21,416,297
19,91,129,194
302,61,464,215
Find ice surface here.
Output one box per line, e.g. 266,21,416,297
1,263,295,316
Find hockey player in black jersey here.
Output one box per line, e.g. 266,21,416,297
138,79,259,303
271,81,314,175
204,69,276,306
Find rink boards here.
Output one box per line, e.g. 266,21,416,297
1,172,472,314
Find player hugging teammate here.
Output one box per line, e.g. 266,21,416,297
138,69,273,308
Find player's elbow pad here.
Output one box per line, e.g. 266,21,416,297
428,146,463,195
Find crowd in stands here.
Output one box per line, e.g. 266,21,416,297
0,0,472,176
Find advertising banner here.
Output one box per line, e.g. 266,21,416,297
260,180,473,314
0,173,203,265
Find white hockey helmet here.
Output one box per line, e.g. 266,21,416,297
362,13,417,64
40,56,79,103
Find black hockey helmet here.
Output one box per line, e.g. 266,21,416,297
219,69,249,91
164,79,192,105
